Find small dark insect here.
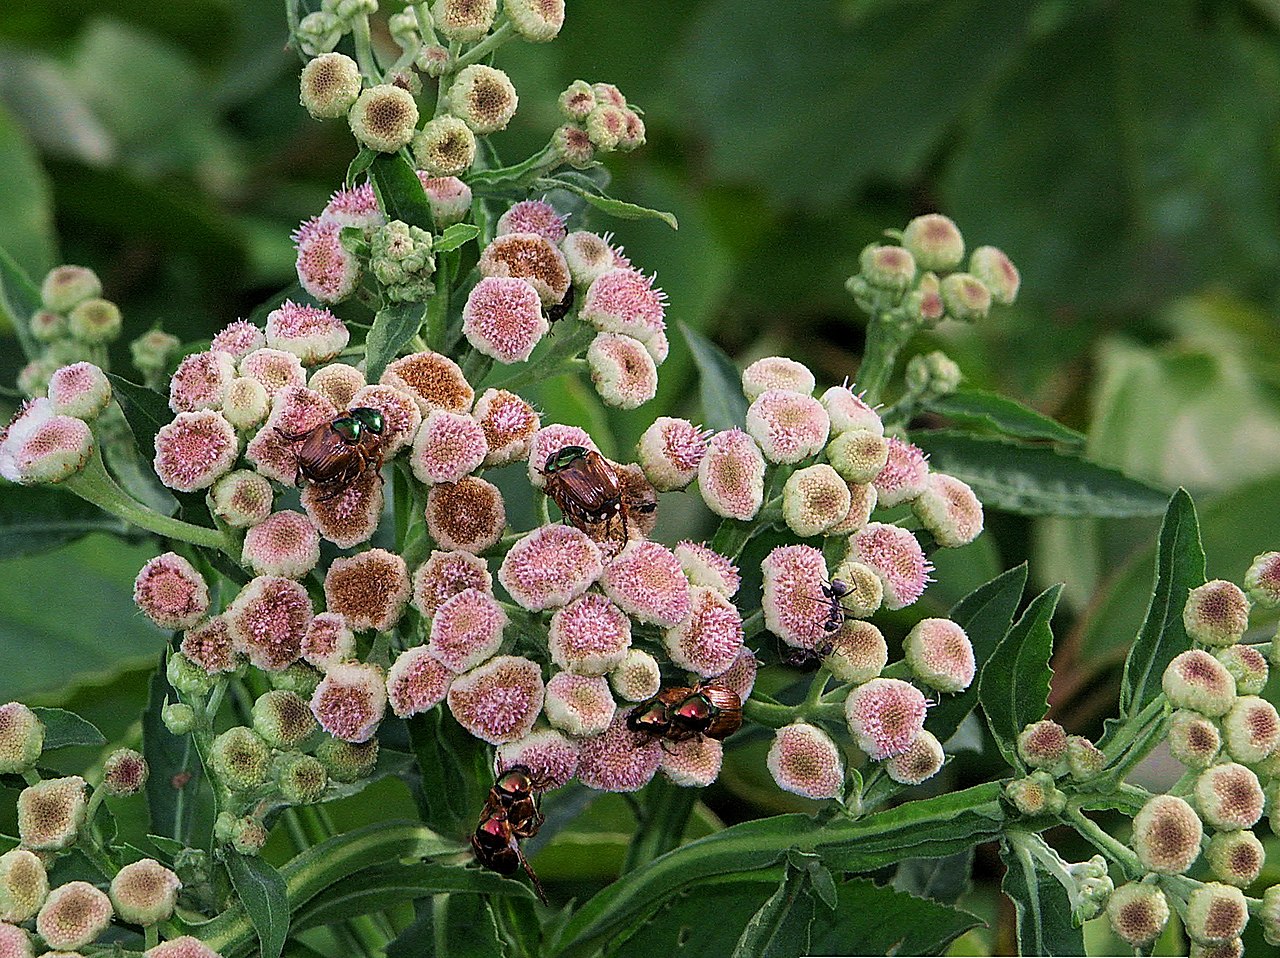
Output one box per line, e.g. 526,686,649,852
471,765,548,902
546,282,575,323
541,445,631,545
780,578,862,668
275,406,386,501
626,684,743,743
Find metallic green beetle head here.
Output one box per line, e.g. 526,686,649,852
330,416,363,443
349,407,385,435
544,445,589,474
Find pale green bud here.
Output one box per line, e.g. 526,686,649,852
274,752,328,804
0,703,44,775
208,727,270,793
252,690,317,749
901,214,964,272
300,53,362,120
67,298,122,343
41,266,102,313
1066,735,1105,782
1205,829,1264,888
370,220,436,302
1106,882,1170,947
30,309,66,343
316,736,378,783
1184,580,1250,647
297,12,344,57
859,244,916,292
827,429,889,484
1016,719,1067,769
1184,882,1247,945
161,703,196,736
904,350,961,398
1215,645,1268,696
939,273,990,323
166,653,213,698
412,115,476,177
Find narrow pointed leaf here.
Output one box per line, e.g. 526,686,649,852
925,388,1085,445
364,301,426,383
1000,834,1086,956
370,153,434,228
681,321,748,431
432,223,480,253
532,174,678,229
225,853,289,958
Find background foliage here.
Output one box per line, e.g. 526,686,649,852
2,0,1280,953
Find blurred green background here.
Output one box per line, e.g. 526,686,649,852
2,0,1280,952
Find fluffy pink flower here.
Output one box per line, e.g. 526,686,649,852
226,576,313,671
428,588,507,672
527,423,597,488
661,735,723,788
873,437,929,508
845,678,928,760
447,656,545,744
350,384,422,456
904,618,975,693
418,174,473,226
497,730,579,790
324,549,410,633
211,320,266,358
153,411,238,492
302,468,383,548
767,723,844,799
169,351,235,414
246,386,337,483
35,881,112,950
387,647,454,718
243,510,320,579
311,662,387,743
181,616,237,674
302,612,355,669
663,586,744,677
0,923,31,958
462,276,549,364
587,332,657,409
848,522,933,610
265,302,350,365
497,200,567,243
576,713,661,792
913,473,984,548
412,550,492,616
498,524,603,611
674,541,740,598
580,268,666,343
46,362,111,420
308,363,366,410
411,411,488,484
478,232,571,306
544,672,616,736
742,357,815,401
381,351,474,416
321,182,384,229
712,648,759,702
239,348,306,399
134,553,209,630
697,428,765,520
424,476,506,553
761,544,830,650
819,384,882,436
548,593,632,675
294,216,360,304
745,389,830,464
601,541,691,627
637,417,709,491
473,388,540,466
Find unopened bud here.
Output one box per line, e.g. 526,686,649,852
41,266,102,313
0,703,44,775
1065,735,1105,781
315,736,379,783
130,329,180,377
1132,794,1203,874
161,703,196,736
416,44,451,77
827,429,889,484
297,11,343,56
1215,645,1268,696
1106,882,1170,947
553,124,595,169
969,246,1020,305
1168,709,1221,769
102,748,148,797
904,350,961,397
230,817,268,856
939,273,991,323
1016,720,1067,769
558,80,595,121
505,0,564,41
1184,580,1250,647
269,662,323,698
166,653,214,698
252,690,318,749
1261,885,1280,946
1163,649,1236,717
904,272,946,326
901,214,964,271
859,244,916,292
370,220,436,302
273,752,328,805
1244,552,1280,608
1184,882,1248,945
300,52,362,119
17,776,87,850
208,727,270,793
1205,829,1264,888
413,115,477,177
349,85,419,153
67,298,122,343
30,309,66,342
585,104,627,151
1195,763,1263,830
1005,771,1062,816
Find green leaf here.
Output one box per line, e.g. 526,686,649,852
892,848,975,907
979,585,1063,769
1118,489,1206,719
407,708,494,838
532,174,678,230
364,301,427,384
732,860,816,958
225,853,289,958
1000,833,1086,957
371,153,435,229
345,148,377,189
0,243,42,360
808,878,983,957
0,485,128,557
912,430,1169,517
925,388,1084,446
432,223,480,253
388,894,504,958
107,375,173,466
142,657,214,846
0,103,55,283
680,322,747,432
926,564,1027,746
32,707,105,749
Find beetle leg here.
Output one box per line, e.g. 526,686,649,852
515,840,548,905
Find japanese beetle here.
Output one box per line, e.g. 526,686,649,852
540,445,632,545
275,406,386,501
626,684,742,743
471,765,547,902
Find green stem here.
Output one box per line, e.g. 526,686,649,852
801,668,830,712
145,925,159,950
742,609,765,638
742,697,795,729
455,21,514,68
622,778,696,871
1063,804,1140,880
413,2,438,44
351,14,381,82
21,769,40,786
856,314,914,406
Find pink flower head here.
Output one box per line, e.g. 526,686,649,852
413,550,493,616
845,678,928,760
239,348,306,399
211,320,266,358
210,470,273,528
302,468,383,548
350,384,422,456
0,397,94,484
661,735,723,788
478,232,571,306
35,880,112,951
697,428,766,520
885,729,945,785
745,389,830,464
294,216,360,304
380,351,474,416
411,410,488,484
819,385,883,436
243,510,320,579
873,437,929,508
302,612,355,669
146,935,222,958
265,301,350,365
827,620,888,685
222,376,269,429
134,553,209,630
828,480,877,535
153,411,237,492
311,662,387,743
904,618,975,693
576,712,662,792
428,587,507,672
169,351,235,414
497,730,579,790
561,231,616,288
245,386,336,483
712,647,759,702
321,182,384,230
462,276,549,364
0,923,31,958
548,593,632,676
601,541,691,627
742,357,816,402
644,327,669,366
761,544,830,650
425,476,506,553
387,646,454,718
324,548,411,633
674,541,740,598
587,332,658,409
497,200,567,243
308,363,366,410
473,388,540,466
544,672,616,736
47,361,111,420
848,522,933,610
527,423,597,488
609,649,662,702
663,586,744,677
181,615,237,674
638,417,709,491
447,655,545,744
499,524,603,611
417,173,473,227
767,723,844,799
580,268,666,343
226,576,313,671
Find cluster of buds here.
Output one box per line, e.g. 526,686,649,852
16,265,123,397
554,80,645,169
1003,719,1105,815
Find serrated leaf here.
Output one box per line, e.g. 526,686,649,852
1119,489,1206,719
432,223,480,253
0,485,128,557
913,430,1169,517
732,860,815,958
364,301,427,384
32,707,105,749
1000,834,1086,957
226,853,289,958
107,375,173,466
925,388,1084,445
680,322,747,432
926,564,1027,746
809,878,983,957
370,153,434,228
532,174,678,229
979,584,1063,769
142,658,214,846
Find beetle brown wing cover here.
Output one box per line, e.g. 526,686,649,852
298,428,360,484
700,686,743,740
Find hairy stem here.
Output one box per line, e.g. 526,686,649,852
455,21,514,68
857,314,914,406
